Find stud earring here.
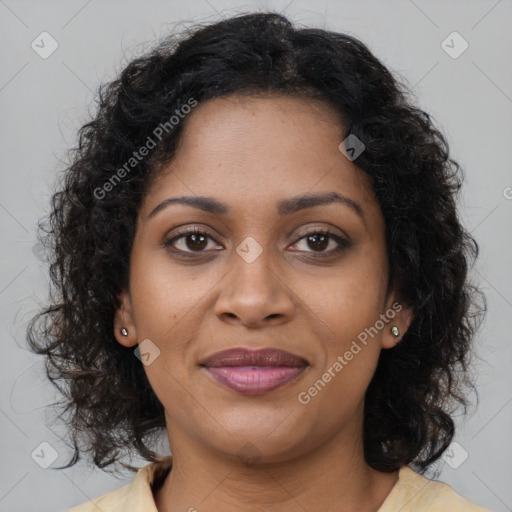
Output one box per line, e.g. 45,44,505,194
391,326,400,338
121,327,128,336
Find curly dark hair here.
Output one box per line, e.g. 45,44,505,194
27,11,486,474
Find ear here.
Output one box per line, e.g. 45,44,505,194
113,289,138,348
380,292,414,349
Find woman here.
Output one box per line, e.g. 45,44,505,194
27,11,492,512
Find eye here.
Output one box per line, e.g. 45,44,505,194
163,227,221,255
163,226,351,258
290,228,351,257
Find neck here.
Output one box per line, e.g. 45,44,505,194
155,408,398,512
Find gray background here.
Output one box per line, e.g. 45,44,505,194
1,0,511,511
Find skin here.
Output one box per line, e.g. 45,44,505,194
114,93,414,512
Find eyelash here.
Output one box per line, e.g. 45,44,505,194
163,226,351,259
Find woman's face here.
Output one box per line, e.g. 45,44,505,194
115,93,412,464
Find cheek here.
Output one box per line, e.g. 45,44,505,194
129,246,221,336
297,289,383,425
293,251,387,400
128,253,224,391
298,254,387,343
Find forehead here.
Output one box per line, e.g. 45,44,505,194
141,94,379,225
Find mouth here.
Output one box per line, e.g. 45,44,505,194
199,347,309,395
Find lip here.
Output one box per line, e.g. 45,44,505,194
204,366,308,394
200,347,309,368
200,348,309,395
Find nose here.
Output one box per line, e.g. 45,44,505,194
214,244,295,329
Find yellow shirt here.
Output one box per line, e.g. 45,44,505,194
67,455,494,511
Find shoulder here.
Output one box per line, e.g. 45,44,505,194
66,484,132,512
66,455,173,512
378,466,495,512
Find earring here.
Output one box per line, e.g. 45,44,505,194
391,326,400,338
121,327,128,336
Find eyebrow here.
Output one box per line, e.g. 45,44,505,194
147,191,365,223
